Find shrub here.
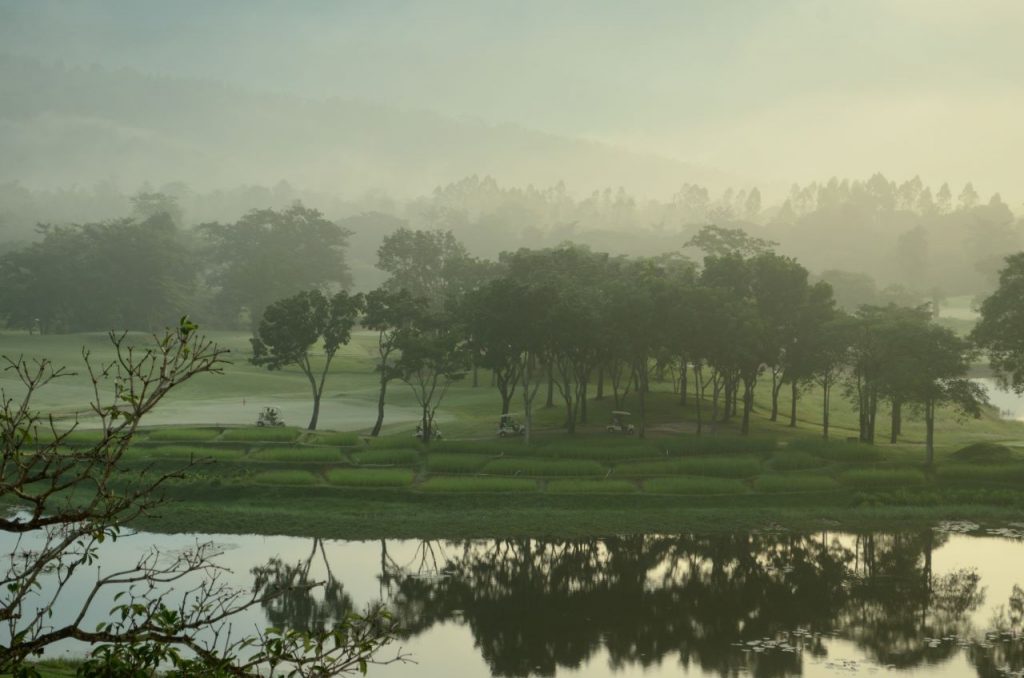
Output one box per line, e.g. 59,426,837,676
643,476,748,495
481,458,605,477
147,427,222,442
839,468,927,488
546,479,638,494
352,449,421,466
249,446,343,462
755,474,839,493
221,427,300,442
326,468,414,487
616,456,761,478
250,470,319,485
418,477,537,492
427,454,491,473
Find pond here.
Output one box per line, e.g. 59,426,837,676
4,525,1024,677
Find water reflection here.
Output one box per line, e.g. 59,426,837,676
359,532,1019,677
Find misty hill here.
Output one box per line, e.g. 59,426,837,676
0,55,734,197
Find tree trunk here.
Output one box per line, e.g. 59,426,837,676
770,370,782,421
925,400,935,466
595,364,605,399
740,378,755,435
822,376,831,439
545,365,555,408
889,398,902,443
789,380,799,427
694,364,704,435
679,357,688,406
371,374,388,436
580,380,588,424
308,393,321,431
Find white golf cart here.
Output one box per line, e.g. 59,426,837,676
497,413,525,437
606,410,635,434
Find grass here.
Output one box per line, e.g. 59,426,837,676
546,479,638,494
352,449,421,466
615,456,762,478
839,468,927,487
643,476,749,495
661,435,778,456
427,453,492,473
250,470,320,486
417,477,538,493
134,445,243,461
770,451,827,471
755,474,840,493
309,431,364,446
481,458,605,477
221,427,301,442
535,443,661,461
146,427,222,442
950,442,1018,464
326,468,415,487
936,463,1024,483
789,438,887,463
248,446,343,462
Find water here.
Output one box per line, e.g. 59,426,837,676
4,526,1024,677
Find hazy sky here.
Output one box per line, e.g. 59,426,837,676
2,0,1022,199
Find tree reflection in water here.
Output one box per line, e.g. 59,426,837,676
255,533,1022,677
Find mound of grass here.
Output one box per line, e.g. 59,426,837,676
250,470,319,486
936,464,1024,483
309,431,364,446
546,479,638,494
429,440,531,456
146,427,222,442
537,444,661,461
136,445,243,461
352,448,421,466
427,453,491,473
366,435,422,449
643,476,749,495
326,468,414,487
950,442,1017,464
661,435,777,457
616,456,761,478
221,427,300,443
482,458,605,477
249,446,343,463
755,474,840,493
418,477,537,492
839,468,927,488
770,451,827,472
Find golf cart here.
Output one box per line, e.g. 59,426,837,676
606,410,635,434
415,422,443,441
256,406,285,427
497,413,525,437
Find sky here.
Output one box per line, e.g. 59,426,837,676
1,0,1022,200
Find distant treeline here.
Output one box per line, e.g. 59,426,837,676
1,173,1020,300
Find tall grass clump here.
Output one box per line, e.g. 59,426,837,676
326,469,414,487
546,479,638,494
309,431,364,446
221,427,300,443
482,458,605,477
427,454,491,473
352,449,421,466
754,474,840,493
661,435,777,457
250,470,320,486
839,468,927,488
418,477,537,493
249,446,343,463
643,476,748,495
147,427,222,442
616,456,761,478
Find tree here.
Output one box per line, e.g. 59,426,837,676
362,288,423,437
376,228,487,312
684,224,777,258
394,316,469,443
251,290,364,430
1,319,402,674
972,253,1024,394
201,203,353,327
